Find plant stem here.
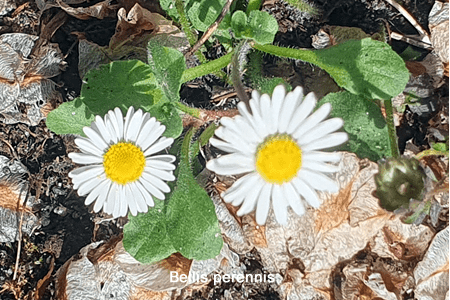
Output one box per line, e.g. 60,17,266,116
246,0,262,13
175,0,208,64
176,102,200,118
253,44,318,64
181,51,233,83
384,99,400,158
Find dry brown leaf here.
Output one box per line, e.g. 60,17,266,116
55,0,118,20
429,1,449,73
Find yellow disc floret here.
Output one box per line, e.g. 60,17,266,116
103,142,145,185
255,134,302,184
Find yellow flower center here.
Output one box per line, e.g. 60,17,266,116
255,134,302,184
103,142,145,185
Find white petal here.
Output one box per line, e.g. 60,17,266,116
77,176,101,196
147,154,175,163
93,180,111,212
94,115,112,144
293,103,331,141
144,167,175,181
124,184,138,216
214,126,255,154
302,132,348,151
236,177,264,216
249,99,269,137
278,87,302,133
237,102,265,140
106,110,120,142
139,177,165,200
286,92,316,135
125,109,144,142
68,152,103,164
144,137,174,156
296,118,344,145
69,165,103,178
146,158,176,171
255,184,272,225
140,124,165,152
220,116,260,146
298,169,339,193
282,182,305,216
112,185,122,218
141,172,170,193
129,182,148,213
83,127,108,150
135,117,157,149
70,166,104,187
302,151,342,163
114,107,125,139
272,184,288,225
251,89,260,102
258,94,274,134
75,137,104,156
84,179,107,206
222,173,259,205
292,177,320,208
301,160,340,173
270,85,286,133
206,154,254,175
119,185,128,217
103,184,117,215
210,138,241,153
123,106,135,139
135,180,155,207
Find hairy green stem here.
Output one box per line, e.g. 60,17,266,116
231,41,249,106
253,44,318,65
246,0,262,13
181,52,233,83
175,0,208,64
384,99,400,158
176,102,200,118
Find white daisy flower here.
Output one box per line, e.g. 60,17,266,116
206,85,348,225
68,106,176,218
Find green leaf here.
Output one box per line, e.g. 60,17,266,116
122,129,223,265
187,0,227,32
247,10,278,44
123,200,176,264
166,128,223,260
46,60,183,138
230,10,249,39
159,0,179,21
318,91,391,161
46,98,95,135
314,39,409,99
147,41,186,102
254,39,410,100
231,10,278,44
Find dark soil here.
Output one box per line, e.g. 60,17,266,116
0,0,447,299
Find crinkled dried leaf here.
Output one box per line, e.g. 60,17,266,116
0,155,38,243
77,4,188,79
0,33,65,125
414,226,449,300
54,0,117,20
429,1,449,67
217,152,434,298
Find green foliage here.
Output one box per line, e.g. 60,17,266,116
318,91,391,161
375,157,425,211
255,38,410,100
47,46,185,138
231,10,278,44
283,0,319,15
186,0,227,32
123,128,223,264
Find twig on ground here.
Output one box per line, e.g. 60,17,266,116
185,0,235,58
